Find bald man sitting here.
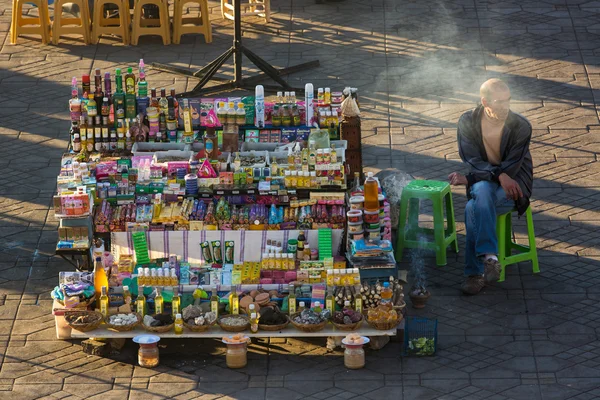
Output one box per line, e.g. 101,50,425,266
448,79,533,295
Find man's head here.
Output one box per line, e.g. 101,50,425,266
480,79,511,122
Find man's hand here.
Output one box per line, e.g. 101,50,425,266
448,172,468,186
499,173,523,200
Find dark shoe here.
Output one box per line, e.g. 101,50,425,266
484,258,501,283
461,275,485,295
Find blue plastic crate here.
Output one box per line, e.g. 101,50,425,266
403,317,438,356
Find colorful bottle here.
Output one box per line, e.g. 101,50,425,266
182,99,193,139
81,74,91,98
158,89,168,116
174,313,184,335
138,59,148,97
172,287,181,317
99,286,109,317
93,69,104,109
380,282,392,305
104,72,112,101
364,172,379,212
298,301,306,313
87,94,97,117
305,83,314,125
93,257,108,302
125,67,136,95
155,287,164,314
288,284,296,314
210,286,219,317
113,69,125,120
227,101,236,124
236,103,246,125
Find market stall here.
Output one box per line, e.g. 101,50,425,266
52,60,414,368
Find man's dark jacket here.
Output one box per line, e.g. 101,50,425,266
457,104,533,215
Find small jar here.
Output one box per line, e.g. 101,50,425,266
364,210,379,224
349,196,364,210
133,335,161,368
346,210,363,224
344,345,365,369
225,343,248,369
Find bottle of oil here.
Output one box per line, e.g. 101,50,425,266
125,67,136,95
227,101,236,125
364,172,379,212
325,288,335,312
155,287,164,314
298,301,306,313
174,313,183,335
288,284,296,315
210,286,219,317
353,285,363,313
99,286,109,317
123,285,132,311
250,312,259,333
229,290,239,314
172,287,181,317
136,291,146,317
326,270,334,287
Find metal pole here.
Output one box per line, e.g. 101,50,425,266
233,0,243,83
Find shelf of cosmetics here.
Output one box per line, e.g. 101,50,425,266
68,63,352,150
96,196,346,232
62,140,347,192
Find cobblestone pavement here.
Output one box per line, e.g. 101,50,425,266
1,0,600,398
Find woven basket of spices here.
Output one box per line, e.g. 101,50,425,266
289,313,327,333
259,316,289,332
64,310,104,332
184,319,216,332
332,316,363,331
218,315,250,332
105,313,142,332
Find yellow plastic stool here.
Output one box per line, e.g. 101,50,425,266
92,0,130,44
52,0,92,44
496,206,540,282
131,0,171,45
10,0,51,44
221,0,270,23
172,0,212,44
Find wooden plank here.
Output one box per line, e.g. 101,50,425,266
70,324,396,339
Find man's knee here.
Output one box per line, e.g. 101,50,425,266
471,181,497,202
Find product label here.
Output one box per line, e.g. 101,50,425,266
155,304,163,314
205,139,214,156
211,300,219,316
231,299,239,314
289,299,296,314
136,300,145,316
100,303,107,317
326,298,333,312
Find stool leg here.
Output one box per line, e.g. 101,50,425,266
172,0,180,44
131,0,141,45
526,207,540,274
497,212,507,282
220,0,226,18
39,1,50,44
445,191,459,253
120,0,130,45
406,198,420,241
52,0,62,45
432,196,446,266
11,0,19,44
395,195,409,262
159,0,170,45
81,0,91,44
201,0,212,43
505,211,513,255
263,0,270,22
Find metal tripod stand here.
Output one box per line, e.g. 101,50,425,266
152,0,319,97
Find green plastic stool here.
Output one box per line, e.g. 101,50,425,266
496,206,540,282
395,180,459,266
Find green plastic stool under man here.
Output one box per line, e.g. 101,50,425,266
496,206,540,282
395,180,459,266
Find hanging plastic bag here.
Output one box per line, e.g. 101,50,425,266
308,128,331,149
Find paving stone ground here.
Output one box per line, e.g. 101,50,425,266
1,0,600,398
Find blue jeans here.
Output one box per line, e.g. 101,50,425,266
464,181,515,276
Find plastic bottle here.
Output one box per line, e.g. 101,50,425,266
364,172,379,212
305,83,314,125
216,101,227,125
380,282,392,305
227,101,237,124
250,312,259,333
236,102,246,125
230,290,239,314
353,268,361,285
174,313,183,335
298,301,306,313
172,287,181,317
326,270,334,286
255,85,265,128
313,301,322,313
93,257,108,301
324,88,331,105
333,269,341,286
138,59,148,98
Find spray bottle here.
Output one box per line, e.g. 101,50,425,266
69,77,81,122
255,85,265,128
305,83,314,126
